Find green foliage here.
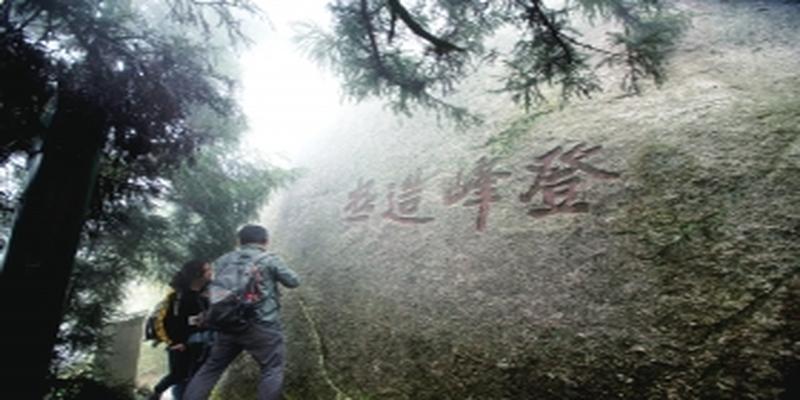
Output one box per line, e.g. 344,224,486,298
297,0,687,122
501,6,600,111
165,0,262,44
48,369,137,400
153,144,299,272
482,109,551,156
0,0,258,221
598,10,690,93
52,203,175,372
0,0,291,383
294,0,494,124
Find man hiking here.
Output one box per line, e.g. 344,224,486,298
183,224,300,400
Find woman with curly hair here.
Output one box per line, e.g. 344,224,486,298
150,259,213,400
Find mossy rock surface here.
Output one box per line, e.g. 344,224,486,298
220,1,800,399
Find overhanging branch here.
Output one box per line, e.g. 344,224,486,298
359,0,390,77
386,0,465,55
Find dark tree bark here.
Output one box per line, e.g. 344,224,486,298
0,86,107,399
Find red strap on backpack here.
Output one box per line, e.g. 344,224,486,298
243,265,262,302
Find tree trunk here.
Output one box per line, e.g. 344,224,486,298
0,88,106,399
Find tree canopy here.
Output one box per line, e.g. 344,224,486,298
299,0,687,122
0,1,274,396
0,0,253,217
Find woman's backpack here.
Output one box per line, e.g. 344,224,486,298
143,290,180,346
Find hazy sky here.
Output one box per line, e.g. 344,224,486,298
239,0,342,167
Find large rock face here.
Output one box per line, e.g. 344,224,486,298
223,1,800,399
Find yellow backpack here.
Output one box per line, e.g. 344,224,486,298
143,290,180,346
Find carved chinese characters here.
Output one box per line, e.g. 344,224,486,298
520,143,620,218
443,157,511,231
343,142,620,231
382,170,435,224
343,178,377,222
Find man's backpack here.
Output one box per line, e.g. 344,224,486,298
204,256,266,334
143,290,180,346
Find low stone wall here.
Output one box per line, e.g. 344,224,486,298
98,312,146,387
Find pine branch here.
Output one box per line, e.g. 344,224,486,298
388,4,398,42
523,1,616,56
561,31,614,55
611,1,641,26
386,0,465,54
524,0,574,65
359,0,391,79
